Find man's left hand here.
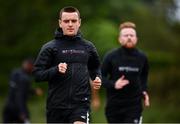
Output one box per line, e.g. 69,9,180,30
92,77,101,90
143,91,150,107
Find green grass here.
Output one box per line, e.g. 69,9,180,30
1,92,180,123
143,98,180,123
0,95,47,123
28,96,46,123
91,95,107,123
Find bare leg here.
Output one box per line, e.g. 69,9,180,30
73,121,86,124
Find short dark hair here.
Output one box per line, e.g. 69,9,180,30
59,6,80,19
23,57,34,64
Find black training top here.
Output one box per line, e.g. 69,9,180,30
102,47,149,110
5,68,31,118
33,28,101,110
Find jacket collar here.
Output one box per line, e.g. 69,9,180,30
54,28,82,41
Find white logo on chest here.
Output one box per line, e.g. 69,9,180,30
118,66,139,72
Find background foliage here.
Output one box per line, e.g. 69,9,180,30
0,0,180,122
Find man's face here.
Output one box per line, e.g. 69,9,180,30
119,28,137,49
23,61,33,73
59,12,81,36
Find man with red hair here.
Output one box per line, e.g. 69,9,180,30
102,21,150,123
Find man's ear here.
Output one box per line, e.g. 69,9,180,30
118,36,121,44
79,18,81,27
59,19,62,28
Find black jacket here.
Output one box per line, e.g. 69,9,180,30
5,68,31,118
102,47,149,110
33,28,101,109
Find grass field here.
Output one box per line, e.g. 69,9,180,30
0,90,180,123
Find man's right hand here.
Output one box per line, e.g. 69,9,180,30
58,63,67,74
114,75,129,90
35,87,43,96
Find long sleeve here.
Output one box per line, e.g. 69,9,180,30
101,54,115,89
87,43,101,80
10,70,29,119
140,56,149,92
33,44,59,82
16,78,28,117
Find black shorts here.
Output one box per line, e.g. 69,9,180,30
47,107,89,123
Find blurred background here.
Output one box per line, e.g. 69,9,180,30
0,0,180,123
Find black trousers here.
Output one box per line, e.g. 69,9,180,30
3,106,24,123
47,107,89,123
106,105,142,124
